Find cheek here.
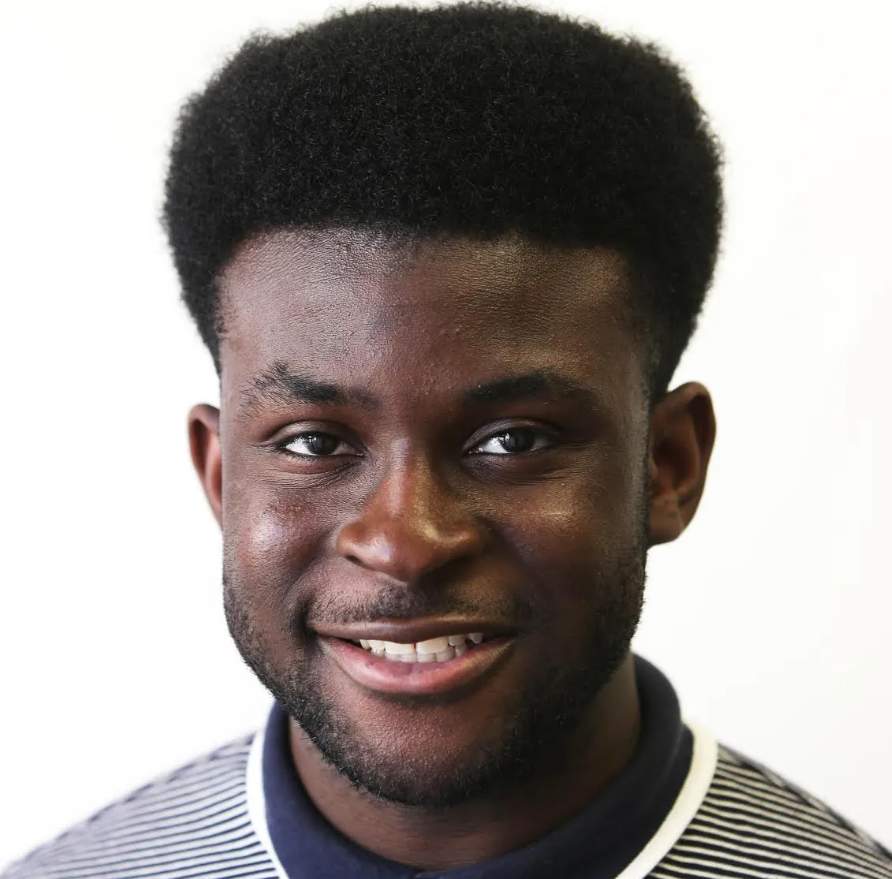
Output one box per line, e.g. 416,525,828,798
222,490,330,620
504,463,646,607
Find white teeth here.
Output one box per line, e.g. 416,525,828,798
415,636,450,655
383,641,415,655
355,633,485,662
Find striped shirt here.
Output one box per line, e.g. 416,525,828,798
4,658,890,879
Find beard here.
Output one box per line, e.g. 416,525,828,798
224,531,647,809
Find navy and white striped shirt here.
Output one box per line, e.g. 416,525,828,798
4,657,890,878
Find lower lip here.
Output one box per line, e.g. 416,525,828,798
320,637,515,697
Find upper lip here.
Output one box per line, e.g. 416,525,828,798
312,617,517,644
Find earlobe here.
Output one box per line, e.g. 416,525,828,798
188,404,223,527
646,382,716,546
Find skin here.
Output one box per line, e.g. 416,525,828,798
189,228,716,869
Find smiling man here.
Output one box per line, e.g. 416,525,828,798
4,3,890,879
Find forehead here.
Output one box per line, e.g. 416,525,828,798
217,229,643,407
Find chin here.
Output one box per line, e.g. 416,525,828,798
312,717,536,808
293,684,523,806
287,663,606,808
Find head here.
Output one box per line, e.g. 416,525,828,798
165,3,721,808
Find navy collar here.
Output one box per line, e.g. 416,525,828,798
261,654,692,879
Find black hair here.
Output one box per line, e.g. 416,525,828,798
162,1,723,394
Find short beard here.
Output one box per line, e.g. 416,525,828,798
224,538,647,809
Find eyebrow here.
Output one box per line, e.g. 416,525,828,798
239,363,602,418
239,361,378,417
462,370,603,410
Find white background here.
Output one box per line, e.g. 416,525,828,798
1,0,890,868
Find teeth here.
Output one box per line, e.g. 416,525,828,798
354,633,485,663
415,636,450,655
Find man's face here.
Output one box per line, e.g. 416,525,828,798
213,230,653,806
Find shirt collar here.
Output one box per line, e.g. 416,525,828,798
257,654,692,879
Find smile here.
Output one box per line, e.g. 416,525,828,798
353,633,485,663
319,628,515,697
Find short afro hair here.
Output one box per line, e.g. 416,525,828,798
163,1,723,395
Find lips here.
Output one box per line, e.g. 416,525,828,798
314,619,516,696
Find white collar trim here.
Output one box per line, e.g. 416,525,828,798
246,721,290,879
611,719,718,879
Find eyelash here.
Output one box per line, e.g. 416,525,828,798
275,426,558,460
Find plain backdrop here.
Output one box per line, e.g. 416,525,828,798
1,0,890,868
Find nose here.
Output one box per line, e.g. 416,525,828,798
336,455,484,583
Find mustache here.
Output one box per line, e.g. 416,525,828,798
307,585,533,627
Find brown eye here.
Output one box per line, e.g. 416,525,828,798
283,432,346,457
474,427,549,455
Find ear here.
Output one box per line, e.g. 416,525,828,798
647,382,716,546
188,404,223,528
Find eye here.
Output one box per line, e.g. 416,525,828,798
281,432,357,458
472,427,553,456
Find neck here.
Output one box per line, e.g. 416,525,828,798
289,654,641,870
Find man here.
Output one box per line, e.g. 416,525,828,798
4,3,888,877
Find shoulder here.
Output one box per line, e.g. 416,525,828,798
653,742,892,878
1,735,278,878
